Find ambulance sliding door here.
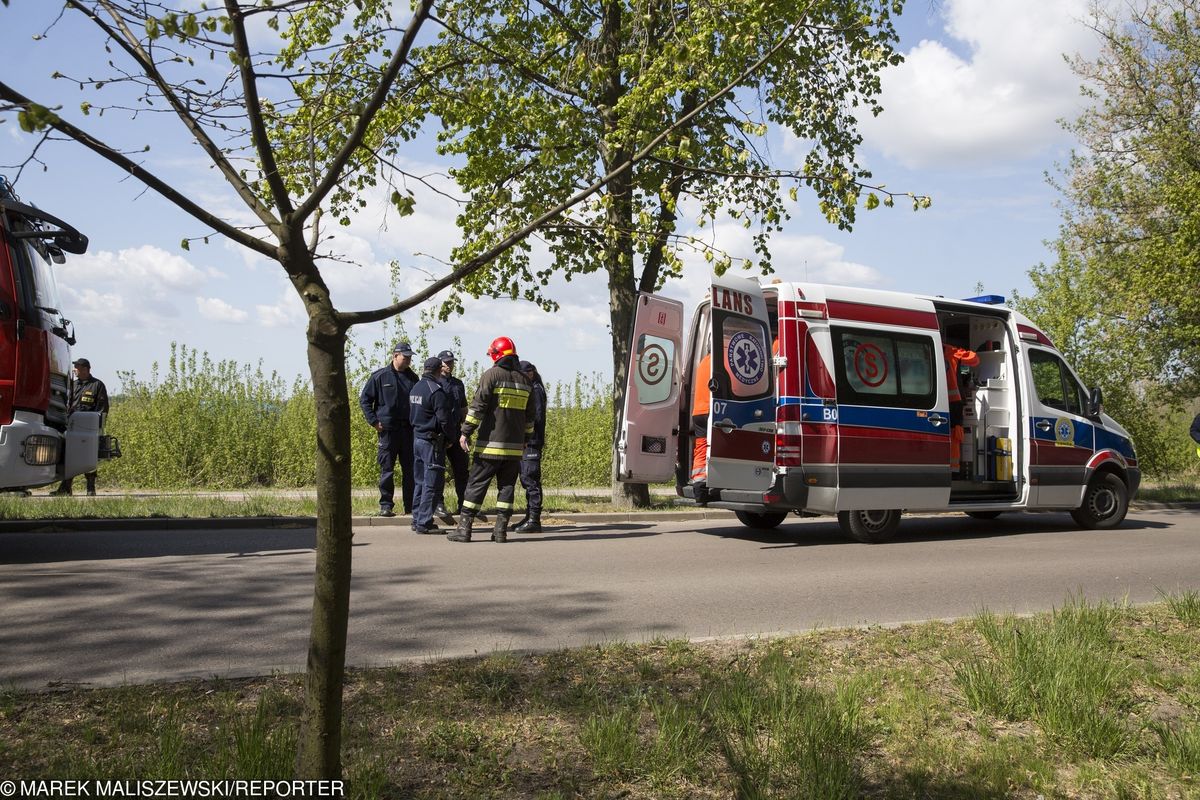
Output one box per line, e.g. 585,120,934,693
617,293,684,483
707,274,776,492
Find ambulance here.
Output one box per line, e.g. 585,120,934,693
617,273,1139,542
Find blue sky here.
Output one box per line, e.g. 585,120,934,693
1,0,1104,394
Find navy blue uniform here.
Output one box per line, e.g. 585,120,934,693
441,373,469,510
409,374,457,530
360,365,418,513
520,375,547,514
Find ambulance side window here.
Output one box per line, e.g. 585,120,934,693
832,327,936,409
633,333,675,405
1029,349,1087,415
713,311,772,401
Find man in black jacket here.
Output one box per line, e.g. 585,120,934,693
49,357,110,496
409,357,459,534
513,360,547,533
448,336,533,543
359,342,418,517
435,349,469,523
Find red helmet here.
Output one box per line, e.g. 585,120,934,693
487,336,516,362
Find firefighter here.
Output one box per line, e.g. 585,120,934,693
513,360,547,533
49,357,110,497
943,341,980,476
448,336,533,544
359,341,419,517
435,349,469,523
409,357,459,534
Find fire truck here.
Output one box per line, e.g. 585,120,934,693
618,273,1138,542
0,176,117,490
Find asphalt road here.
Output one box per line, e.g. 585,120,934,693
1,508,1197,689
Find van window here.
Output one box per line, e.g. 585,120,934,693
633,333,675,405
832,326,936,409
1029,349,1087,415
714,313,772,400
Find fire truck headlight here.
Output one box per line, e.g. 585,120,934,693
22,435,60,466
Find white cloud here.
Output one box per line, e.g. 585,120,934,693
862,0,1105,168
196,296,249,323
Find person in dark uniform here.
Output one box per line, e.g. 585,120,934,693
448,336,533,544
409,357,459,534
513,360,547,533
49,357,110,496
436,349,469,523
359,341,418,517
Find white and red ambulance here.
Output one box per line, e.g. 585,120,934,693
618,273,1139,542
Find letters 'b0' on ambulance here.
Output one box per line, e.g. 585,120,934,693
618,274,1139,543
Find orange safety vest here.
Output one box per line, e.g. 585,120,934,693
943,344,979,403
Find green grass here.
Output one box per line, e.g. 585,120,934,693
1136,482,1200,503
4,595,1200,797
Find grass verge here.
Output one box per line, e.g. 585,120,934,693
2,596,1199,798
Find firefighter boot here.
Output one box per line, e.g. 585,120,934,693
513,510,541,533
490,512,511,543
447,512,474,543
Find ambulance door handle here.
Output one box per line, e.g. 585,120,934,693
928,413,947,427
1036,420,1052,432
714,421,736,433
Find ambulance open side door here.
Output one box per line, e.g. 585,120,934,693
707,274,776,492
617,293,685,483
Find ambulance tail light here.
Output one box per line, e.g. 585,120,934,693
776,402,803,467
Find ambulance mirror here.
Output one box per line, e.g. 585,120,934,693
1088,387,1104,418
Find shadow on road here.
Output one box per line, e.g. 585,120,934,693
695,512,1172,547
0,527,324,564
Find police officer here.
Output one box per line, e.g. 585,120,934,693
49,357,110,496
436,349,469,523
359,341,418,517
409,357,459,534
448,336,533,544
512,360,546,533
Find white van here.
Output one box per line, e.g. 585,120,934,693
617,274,1139,542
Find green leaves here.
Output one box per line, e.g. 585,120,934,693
16,103,58,133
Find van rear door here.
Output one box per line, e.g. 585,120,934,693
617,292,685,483
1024,345,1096,506
707,274,775,492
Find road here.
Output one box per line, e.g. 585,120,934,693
1,508,1197,688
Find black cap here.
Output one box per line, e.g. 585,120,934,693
73,358,91,368
423,357,444,372
518,360,535,372
393,341,413,355
437,349,455,362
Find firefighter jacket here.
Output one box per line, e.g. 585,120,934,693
461,354,533,459
359,365,419,430
409,374,457,443
70,375,109,416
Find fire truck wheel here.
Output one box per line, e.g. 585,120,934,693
837,509,901,543
1070,472,1129,530
735,510,788,530
966,511,1003,520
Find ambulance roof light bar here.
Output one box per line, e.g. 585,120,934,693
962,294,1005,305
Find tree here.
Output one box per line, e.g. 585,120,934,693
0,0,846,776
416,0,924,504
1018,0,1200,472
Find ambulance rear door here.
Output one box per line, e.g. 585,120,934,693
707,274,776,492
617,292,685,483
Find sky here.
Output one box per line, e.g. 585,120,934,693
0,0,1107,395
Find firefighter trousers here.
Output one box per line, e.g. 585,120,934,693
460,456,520,518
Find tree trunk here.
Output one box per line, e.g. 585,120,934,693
296,321,354,779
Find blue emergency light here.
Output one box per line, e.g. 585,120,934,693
962,294,1005,305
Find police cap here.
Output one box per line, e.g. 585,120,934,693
423,357,444,372
393,341,413,355
73,358,91,368
437,350,455,362
518,360,535,373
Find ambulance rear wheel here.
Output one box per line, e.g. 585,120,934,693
735,510,788,530
837,510,901,543
966,511,1003,520
1070,472,1129,530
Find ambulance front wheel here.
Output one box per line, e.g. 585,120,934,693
1070,472,1129,530
837,509,901,543
735,510,788,530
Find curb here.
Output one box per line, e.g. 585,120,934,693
0,501,1191,534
